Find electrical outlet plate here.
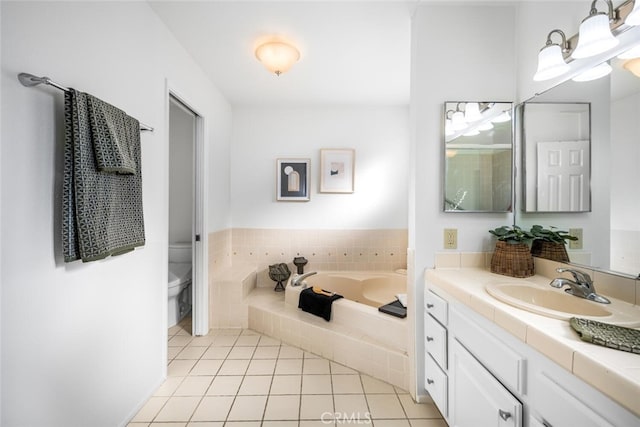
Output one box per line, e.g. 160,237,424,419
444,228,457,249
569,228,583,250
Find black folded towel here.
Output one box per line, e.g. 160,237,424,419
378,300,407,318
298,287,343,321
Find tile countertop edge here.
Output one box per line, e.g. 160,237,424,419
424,267,640,417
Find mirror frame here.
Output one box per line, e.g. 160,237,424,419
520,101,592,213
443,101,514,213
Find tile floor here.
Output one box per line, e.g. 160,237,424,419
130,316,446,427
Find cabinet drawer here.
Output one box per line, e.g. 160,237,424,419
424,313,447,369
425,352,448,418
450,306,526,395
425,289,448,326
535,371,614,427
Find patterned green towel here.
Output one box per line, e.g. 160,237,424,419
570,317,640,354
87,94,138,174
62,89,145,262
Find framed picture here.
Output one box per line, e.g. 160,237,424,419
276,158,310,201
320,149,355,193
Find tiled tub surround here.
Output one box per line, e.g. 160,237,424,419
248,287,410,391
231,228,408,288
208,228,408,328
425,266,640,419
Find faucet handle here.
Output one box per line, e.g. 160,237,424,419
556,267,592,285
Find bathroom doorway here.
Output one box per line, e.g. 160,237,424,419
168,93,207,336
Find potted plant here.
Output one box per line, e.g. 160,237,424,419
489,225,536,278
529,225,578,263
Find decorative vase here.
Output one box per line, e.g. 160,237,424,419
530,240,570,263
490,241,535,278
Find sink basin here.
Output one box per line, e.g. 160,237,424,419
486,282,640,327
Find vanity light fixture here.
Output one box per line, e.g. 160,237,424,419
572,61,613,81
451,107,467,131
255,40,300,76
572,0,619,59
477,121,494,131
464,102,483,122
491,111,511,123
617,43,640,59
533,29,571,81
445,110,455,136
623,57,640,76
625,0,640,25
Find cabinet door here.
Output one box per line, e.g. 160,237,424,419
535,371,614,427
450,339,522,427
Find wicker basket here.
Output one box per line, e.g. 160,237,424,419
530,240,570,263
490,241,535,278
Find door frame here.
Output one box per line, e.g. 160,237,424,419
166,80,209,337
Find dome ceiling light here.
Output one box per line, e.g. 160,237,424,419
255,40,300,76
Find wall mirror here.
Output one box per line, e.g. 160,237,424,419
443,101,513,212
521,102,591,212
515,62,640,278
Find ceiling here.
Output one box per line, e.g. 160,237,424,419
149,1,414,107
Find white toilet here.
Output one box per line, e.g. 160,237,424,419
168,243,192,327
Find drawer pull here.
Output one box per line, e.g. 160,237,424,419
426,378,434,385
426,303,434,308
426,336,434,342
499,410,511,421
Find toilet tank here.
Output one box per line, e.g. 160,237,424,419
169,242,192,263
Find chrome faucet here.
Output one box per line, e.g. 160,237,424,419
291,271,317,287
550,267,610,304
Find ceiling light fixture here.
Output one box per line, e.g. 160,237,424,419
572,0,619,59
255,41,300,76
534,29,571,81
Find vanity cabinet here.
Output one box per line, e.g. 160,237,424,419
450,339,522,427
424,289,449,417
425,278,639,427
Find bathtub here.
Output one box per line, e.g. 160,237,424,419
285,271,408,352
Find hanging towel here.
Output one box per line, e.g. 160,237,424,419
62,89,145,262
86,94,138,174
298,287,343,321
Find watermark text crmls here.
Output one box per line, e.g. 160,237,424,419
321,411,373,424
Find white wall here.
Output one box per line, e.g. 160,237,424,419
230,106,409,229
169,101,194,243
1,2,231,425
410,3,517,399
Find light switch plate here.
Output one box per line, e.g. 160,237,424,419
569,228,583,250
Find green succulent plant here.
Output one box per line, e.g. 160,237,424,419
530,225,578,244
488,225,535,244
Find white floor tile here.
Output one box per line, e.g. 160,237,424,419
263,395,300,420
154,396,201,422
361,375,395,394
238,375,272,395
258,336,281,346
398,395,442,419
168,360,197,377
270,375,302,395
330,362,357,375
227,395,268,421
235,335,261,346
174,376,214,396
333,394,369,418
227,346,256,359
217,359,250,375
408,420,448,427
300,394,334,420
275,358,303,375
131,396,168,422
190,360,223,376
153,376,184,397
331,374,363,394
302,375,332,395
303,358,331,375
201,346,232,360
279,346,304,359
175,346,207,360
367,394,405,419
246,359,276,375
190,396,234,422
206,376,243,396
252,346,280,359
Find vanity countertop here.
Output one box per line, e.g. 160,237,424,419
425,267,640,417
